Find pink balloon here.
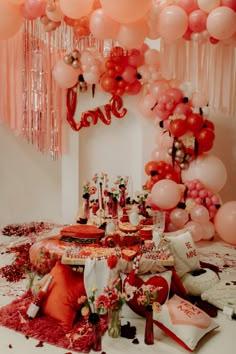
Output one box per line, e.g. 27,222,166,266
191,92,208,108
128,49,144,67
176,0,199,14
46,3,64,22
173,102,192,116
138,94,156,118
182,154,227,193
206,6,236,40
144,49,160,65
151,147,172,164
23,0,46,19
157,131,174,148
122,66,137,84
189,9,207,33
83,72,99,85
153,106,171,120
198,0,220,13
220,0,236,11
59,0,93,19
0,1,23,39
166,222,179,232
170,208,189,228
52,59,80,89
116,19,148,49
9,0,25,4
201,221,215,240
214,201,236,245
89,9,120,40
149,80,170,100
100,0,152,24
158,5,188,41
184,221,203,242
164,88,184,104
190,205,210,224
151,179,182,210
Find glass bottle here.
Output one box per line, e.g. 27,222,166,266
119,185,126,208
27,275,54,319
144,305,154,345
82,195,90,220
93,322,102,351
112,197,118,219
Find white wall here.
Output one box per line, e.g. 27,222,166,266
211,112,236,202
76,89,155,199
0,123,62,225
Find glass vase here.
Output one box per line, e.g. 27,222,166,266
107,194,113,215
108,309,121,338
119,189,126,208
144,306,154,345
112,198,118,219
93,322,102,351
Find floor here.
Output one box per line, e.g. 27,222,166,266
0,227,236,354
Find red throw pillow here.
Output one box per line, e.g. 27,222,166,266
42,262,86,329
123,271,172,317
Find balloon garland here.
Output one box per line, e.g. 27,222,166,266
141,81,227,242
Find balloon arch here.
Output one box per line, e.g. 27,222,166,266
0,0,236,244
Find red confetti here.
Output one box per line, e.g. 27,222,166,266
36,341,44,347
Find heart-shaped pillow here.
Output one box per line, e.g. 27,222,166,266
123,271,172,317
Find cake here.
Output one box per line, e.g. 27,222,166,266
60,224,105,244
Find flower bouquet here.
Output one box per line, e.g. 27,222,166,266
124,281,162,344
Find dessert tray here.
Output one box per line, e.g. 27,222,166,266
61,240,174,267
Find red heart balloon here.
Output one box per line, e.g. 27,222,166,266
123,274,169,317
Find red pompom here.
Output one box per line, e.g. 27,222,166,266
107,255,118,269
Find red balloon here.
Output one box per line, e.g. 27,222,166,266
196,128,215,152
100,75,118,93
186,113,204,132
151,174,161,183
126,80,142,95
169,118,188,137
144,177,155,192
144,160,161,176
204,119,215,131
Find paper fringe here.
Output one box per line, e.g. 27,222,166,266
160,39,236,117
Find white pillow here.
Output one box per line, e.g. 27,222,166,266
164,230,200,277
153,294,219,351
181,268,220,296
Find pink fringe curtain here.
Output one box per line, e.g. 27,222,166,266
0,20,72,160
160,39,236,116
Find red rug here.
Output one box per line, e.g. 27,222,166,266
0,291,108,353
